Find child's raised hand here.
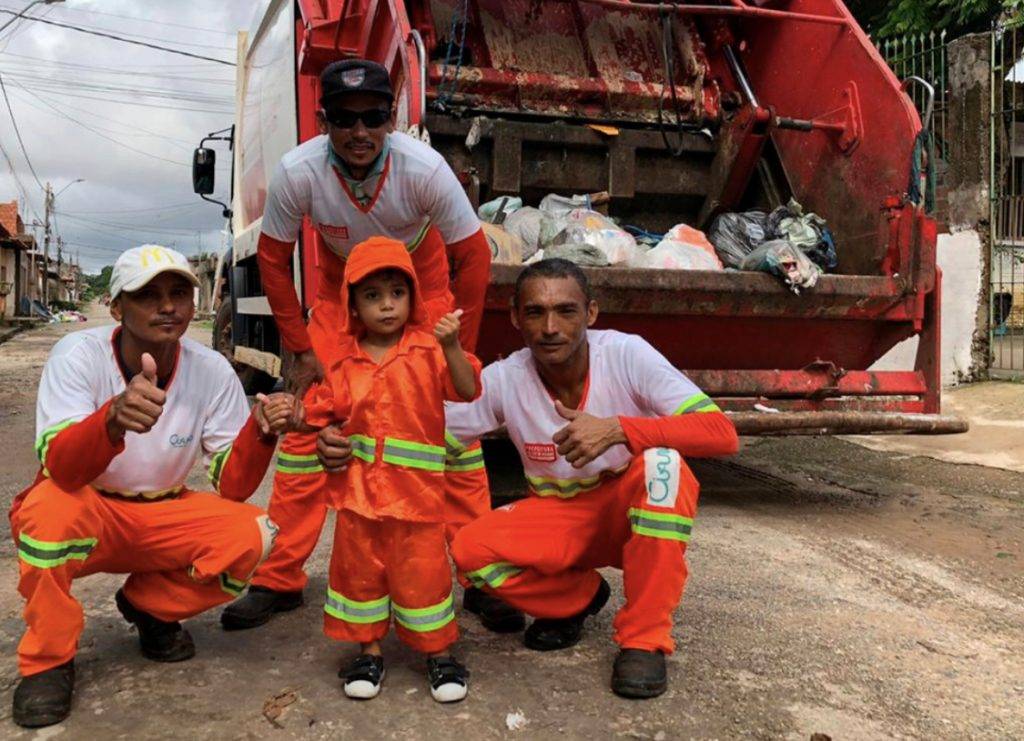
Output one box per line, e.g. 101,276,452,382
434,309,464,349
255,392,298,436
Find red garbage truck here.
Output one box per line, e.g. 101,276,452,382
193,0,966,435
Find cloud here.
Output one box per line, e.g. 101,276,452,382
0,0,256,271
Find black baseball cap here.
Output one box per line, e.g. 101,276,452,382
320,59,394,107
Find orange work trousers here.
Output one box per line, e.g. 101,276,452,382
12,479,276,676
251,297,489,593
324,509,457,654
451,448,699,654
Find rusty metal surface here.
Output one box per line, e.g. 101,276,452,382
424,0,718,123
685,369,928,397
728,412,969,436
486,264,914,320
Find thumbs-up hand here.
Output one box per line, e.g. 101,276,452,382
433,309,464,349
551,399,627,469
105,352,167,442
254,392,297,437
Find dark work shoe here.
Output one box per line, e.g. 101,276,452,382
427,656,469,703
12,660,74,728
115,589,195,662
611,649,667,698
220,586,304,631
523,576,611,651
462,586,526,633
340,654,385,700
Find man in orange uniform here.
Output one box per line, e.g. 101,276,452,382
303,237,480,701
226,59,520,631
9,246,291,728
446,259,739,698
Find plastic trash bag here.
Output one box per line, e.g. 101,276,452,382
539,193,593,216
629,240,723,271
477,196,522,224
708,211,769,268
661,223,723,269
766,199,837,272
481,222,524,265
542,209,641,266
740,239,822,293
502,206,543,259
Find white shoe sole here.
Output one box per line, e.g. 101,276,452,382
430,681,467,703
344,669,384,700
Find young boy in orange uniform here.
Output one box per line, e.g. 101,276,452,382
302,236,481,702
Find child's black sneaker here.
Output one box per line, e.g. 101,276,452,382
427,656,468,703
340,654,385,699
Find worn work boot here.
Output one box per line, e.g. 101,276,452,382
220,586,304,631
12,660,75,728
523,575,611,651
611,648,668,699
115,589,195,662
462,587,526,633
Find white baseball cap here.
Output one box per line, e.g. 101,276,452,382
109,244,200,300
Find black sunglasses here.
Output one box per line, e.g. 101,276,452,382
322,108,391,129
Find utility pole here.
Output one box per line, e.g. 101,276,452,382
56,235,63,303
43,181,52,306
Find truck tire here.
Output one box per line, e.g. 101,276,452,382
212,301,277,395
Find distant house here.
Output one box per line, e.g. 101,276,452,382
0,200,34,319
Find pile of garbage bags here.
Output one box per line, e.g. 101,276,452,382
477,191,837,293
708,199,837,293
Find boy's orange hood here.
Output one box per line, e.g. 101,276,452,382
340,236,427,335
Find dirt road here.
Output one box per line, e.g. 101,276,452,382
0,310,1021,739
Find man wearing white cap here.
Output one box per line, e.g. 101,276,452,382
9,245,293,729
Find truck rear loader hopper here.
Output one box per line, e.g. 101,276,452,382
209,0,968,437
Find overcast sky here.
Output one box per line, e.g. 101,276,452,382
0,0,258,272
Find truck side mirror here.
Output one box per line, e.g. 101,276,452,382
193,147,216,195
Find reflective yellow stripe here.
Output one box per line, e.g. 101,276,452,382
276,452,323,475
325,588,390,623
208,447,231,490
526,463,628,498
465,561,522,589
18,532,97,568
672,392,721,415
95,485,184,501
34,419,77,467
406,219,431,252
393,593,455,632
382,437,446,472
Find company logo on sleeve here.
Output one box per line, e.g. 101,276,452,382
524,442,557,462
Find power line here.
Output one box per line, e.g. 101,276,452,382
7,86,196,148
41,4,237,37
0,10,236,66
5,79,190,167
0,4,236,51
62,201,207,215
0,136,41,221
0,71,43,190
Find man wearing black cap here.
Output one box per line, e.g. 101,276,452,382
230,59,518,635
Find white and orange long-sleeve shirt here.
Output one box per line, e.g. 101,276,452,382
25,325,275,504
257,132,491,354
445,330,739,498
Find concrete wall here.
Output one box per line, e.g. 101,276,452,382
870,229,984,385
0,248,16,318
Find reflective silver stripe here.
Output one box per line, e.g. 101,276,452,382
392,594,455,632
276,456,321,469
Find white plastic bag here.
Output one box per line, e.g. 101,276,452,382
502,206,544,259
630,240,723,271
543,209,641,266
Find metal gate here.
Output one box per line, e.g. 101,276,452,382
991,21,1024,377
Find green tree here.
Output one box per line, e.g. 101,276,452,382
848,0,1024,38
81,265,112,301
